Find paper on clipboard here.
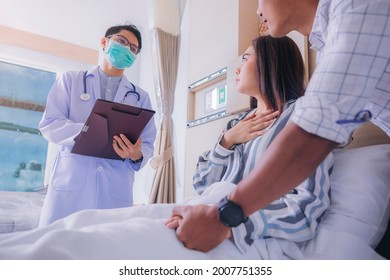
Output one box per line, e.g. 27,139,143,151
71,99,155,160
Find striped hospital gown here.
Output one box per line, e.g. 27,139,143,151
193,101,334,253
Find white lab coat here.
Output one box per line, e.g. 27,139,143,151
38,66,156,226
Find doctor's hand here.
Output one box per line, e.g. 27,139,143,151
221,109,279,150
165,204,231,252
113,134,143,161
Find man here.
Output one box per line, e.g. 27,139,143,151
38,24,156,226
168,0,390,252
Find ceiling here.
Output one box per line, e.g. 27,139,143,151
0,0,149,50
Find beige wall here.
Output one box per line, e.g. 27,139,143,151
0,25,98,65
187,0,258,83
184,0,259,198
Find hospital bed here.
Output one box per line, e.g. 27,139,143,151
0,122,389,259
0,190,45,234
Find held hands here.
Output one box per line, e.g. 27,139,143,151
113,134,143,161
165,204,231,252
221,109,279,149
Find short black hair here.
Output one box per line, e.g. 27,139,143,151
104,24,142,53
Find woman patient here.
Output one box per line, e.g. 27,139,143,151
0,36,333,260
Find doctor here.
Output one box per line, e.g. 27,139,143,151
38,24,157,227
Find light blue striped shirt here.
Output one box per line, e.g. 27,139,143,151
292,0,390,145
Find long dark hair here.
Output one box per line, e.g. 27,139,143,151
250,35,305,112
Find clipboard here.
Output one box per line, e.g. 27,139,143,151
71,99,155,160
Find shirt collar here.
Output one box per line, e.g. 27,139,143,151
98,67,122,82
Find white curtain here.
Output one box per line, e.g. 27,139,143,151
148,0,186,203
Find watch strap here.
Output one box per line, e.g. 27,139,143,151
130,156,143,163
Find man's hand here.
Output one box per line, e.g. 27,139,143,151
165,204,231,252
113,134,143,161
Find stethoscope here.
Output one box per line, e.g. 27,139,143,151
80,71,141,104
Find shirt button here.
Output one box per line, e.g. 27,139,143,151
97,166,103,172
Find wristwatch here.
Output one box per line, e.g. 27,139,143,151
130,156,143,164
218,196,248,227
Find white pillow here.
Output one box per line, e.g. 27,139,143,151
322,144,390,248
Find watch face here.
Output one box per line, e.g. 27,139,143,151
219,202,245,227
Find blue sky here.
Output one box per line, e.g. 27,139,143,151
0,61,56,105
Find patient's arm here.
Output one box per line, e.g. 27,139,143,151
193,110,278,195
192,149,232,195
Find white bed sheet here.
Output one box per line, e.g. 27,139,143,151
0,191,45,234
0,181,384,260
0,182,307,260
1,144,389,259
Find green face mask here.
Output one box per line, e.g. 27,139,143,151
105,41,136,69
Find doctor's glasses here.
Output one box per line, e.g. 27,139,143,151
106,34,140,55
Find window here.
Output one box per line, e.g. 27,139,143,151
0,61,56,192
